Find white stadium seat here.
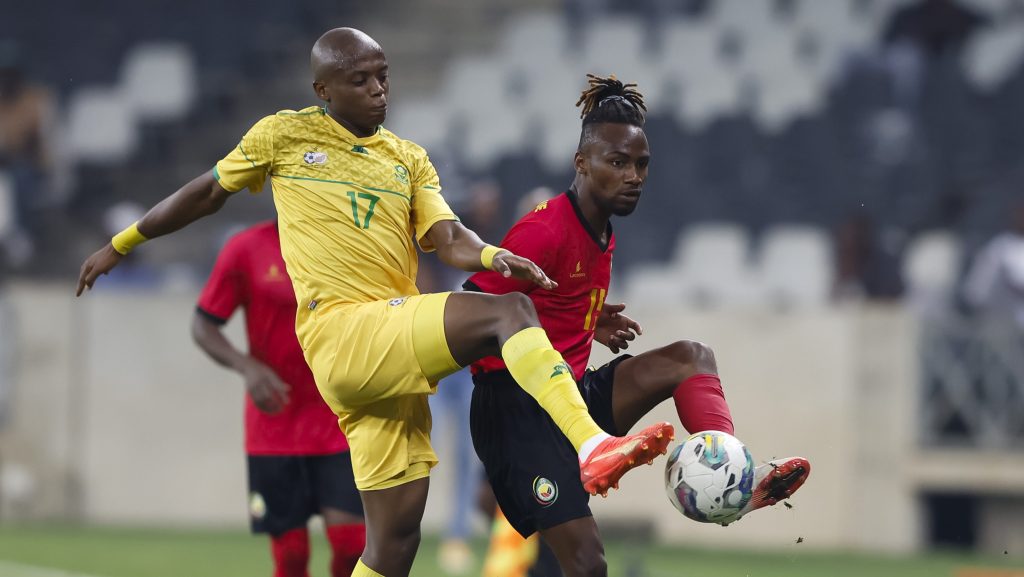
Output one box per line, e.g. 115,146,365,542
121,43,196,121
669,223,759,308
66,87,137,163
904,231,962,311
755,225,833,309
0,171,13,239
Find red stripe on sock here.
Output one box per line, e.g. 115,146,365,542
270,528,310,577
672,374,734,435
327,523,366,577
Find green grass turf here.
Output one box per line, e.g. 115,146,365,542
0,524,1019,577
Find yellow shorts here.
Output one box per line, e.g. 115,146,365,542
302,292,462,490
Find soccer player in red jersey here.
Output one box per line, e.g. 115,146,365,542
193,221,364,577
466,75,811,576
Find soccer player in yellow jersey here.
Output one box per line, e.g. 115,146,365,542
76,28,672,577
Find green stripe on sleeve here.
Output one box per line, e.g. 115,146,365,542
238,144,256,168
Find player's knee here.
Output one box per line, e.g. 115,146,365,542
664,340,717,379
277,549,309,576
270,529,311,577
383,524,422,561
361,526,420,574
565,542,607,577
496,292,539,329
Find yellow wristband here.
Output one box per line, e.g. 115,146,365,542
111,222,149,255
481,245,503,271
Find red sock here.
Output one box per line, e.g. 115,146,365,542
270,528,310,577
326,523,366,577
672,374,734,435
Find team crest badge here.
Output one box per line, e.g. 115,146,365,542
248,492,267,519
533,477,558,506
303,151,328,165
393,165,409,184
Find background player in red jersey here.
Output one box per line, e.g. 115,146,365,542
466,75,811,577
193,221,365,577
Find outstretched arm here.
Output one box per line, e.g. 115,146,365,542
425,220,557,290
76,171,236,295
191,312,290,414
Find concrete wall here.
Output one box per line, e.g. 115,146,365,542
0,282,1020,552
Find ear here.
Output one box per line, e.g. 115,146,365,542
313,80,329,103
573,150,587,175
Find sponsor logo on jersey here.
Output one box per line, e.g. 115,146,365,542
570,260,586,279
351,145,369,155
265,264,284,281
303,150,328,165
533,476,558,506
534,200,549,212
389,297,407,307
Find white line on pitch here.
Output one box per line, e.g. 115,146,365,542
0,560,108,577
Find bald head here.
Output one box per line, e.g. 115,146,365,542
311,27,383,82
310,27,390,138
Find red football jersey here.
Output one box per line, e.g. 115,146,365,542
467,191,614,379
196,221,347,455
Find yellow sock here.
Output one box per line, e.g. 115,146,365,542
502,327,604,451
483,507,539,577
352,558,385,577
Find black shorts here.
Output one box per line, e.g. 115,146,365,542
470,355,630,538
247,451,363,535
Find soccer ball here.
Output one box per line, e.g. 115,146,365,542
664,430,755,524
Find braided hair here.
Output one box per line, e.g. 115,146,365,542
575,74,646,150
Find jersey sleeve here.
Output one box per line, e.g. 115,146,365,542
409,147,458,252
213,115,277,194
196,235,247,323
465,220,557,295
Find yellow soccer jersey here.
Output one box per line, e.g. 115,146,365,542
214,106,457,333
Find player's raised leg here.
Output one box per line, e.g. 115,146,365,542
607,340,809,518
443,290,673,496
607,340,731,435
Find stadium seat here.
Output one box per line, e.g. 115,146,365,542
755,224,833,309
742,33,823,133
667,222,759,308
958,0,1014,15
0,171,12,239
709,0,777,34
387,98,453,152
963,22,1024,91
518,58,587,172
121,43,196,121
659,22,741,128
579,17,665,113
903,231,962,311
622,263,688,305
497,11,569,69
442,56,528,170
66,87,138,163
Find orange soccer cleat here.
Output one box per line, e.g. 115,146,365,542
580,422,675,497
721,456,811,525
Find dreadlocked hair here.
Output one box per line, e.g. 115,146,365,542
576,73,646,127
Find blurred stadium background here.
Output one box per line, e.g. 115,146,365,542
2,0,1024,575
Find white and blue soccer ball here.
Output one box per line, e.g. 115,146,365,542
664,430,755,524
